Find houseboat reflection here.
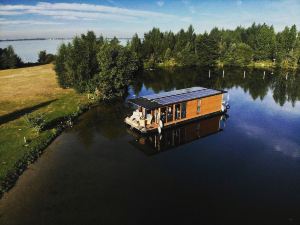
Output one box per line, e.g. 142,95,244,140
128,114,228,155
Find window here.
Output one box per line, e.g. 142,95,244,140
197,99,201,113
160,107,167,123
181,102,186,118
167,106,173,122
175,104,181,120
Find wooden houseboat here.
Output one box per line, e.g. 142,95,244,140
125,87,229,133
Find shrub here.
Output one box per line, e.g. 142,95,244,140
24,113,46,133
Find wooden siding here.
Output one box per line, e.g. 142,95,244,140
161,93,222,126
187,94,222,118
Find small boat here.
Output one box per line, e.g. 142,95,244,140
125,86,229,133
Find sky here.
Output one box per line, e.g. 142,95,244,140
0,0,299,39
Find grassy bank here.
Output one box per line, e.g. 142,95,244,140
0,64,95,197
147,59,298,70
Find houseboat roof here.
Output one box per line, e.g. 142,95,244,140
128,87,226,110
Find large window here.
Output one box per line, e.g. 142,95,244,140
181,102,186,119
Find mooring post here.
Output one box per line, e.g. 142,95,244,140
263,73,265,80
286,73,288,80
222,70,225,78
243,71,246,79
209,70,211,78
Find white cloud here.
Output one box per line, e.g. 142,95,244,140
0,2,175,20
0,1,197,26
157,1,165,7
0,19,64,25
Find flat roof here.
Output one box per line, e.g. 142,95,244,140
128,86,226,110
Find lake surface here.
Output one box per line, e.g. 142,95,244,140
0,68,300,225
0,39,129,63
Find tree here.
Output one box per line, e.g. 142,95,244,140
129,33,144,69
0,46,23,69
142,27,165,62
164,48,172,60
38,50,55,64
54,43,72,88
243,23,276,60
54,31,101,92
276,25,299,68
38,50,47,64
224,43,253,67
195,32,219,66
96,43,139,100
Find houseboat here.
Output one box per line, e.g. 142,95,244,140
125,86,229,133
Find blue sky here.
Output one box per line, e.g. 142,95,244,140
0,0,299,39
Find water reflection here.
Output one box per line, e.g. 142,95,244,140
1,68,300,225
131,67,300,107
128,114,228,155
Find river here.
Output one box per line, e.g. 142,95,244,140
0,67,299,225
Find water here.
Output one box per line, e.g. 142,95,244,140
0,68,300,225
0,39,129,63
0,40,71,63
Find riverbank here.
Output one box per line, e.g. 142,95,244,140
152,59,298,70
0,64,96,197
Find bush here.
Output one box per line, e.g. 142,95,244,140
24,113,46,133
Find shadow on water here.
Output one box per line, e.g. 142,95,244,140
0,99,57,125
128,114,228,156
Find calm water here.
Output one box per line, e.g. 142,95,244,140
0,39,129,63
0,68,300,225
0,40,70,63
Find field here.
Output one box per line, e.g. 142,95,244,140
0,64,93,194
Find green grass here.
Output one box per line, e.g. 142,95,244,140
0,64,95,195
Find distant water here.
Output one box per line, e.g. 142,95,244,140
0,39,129,63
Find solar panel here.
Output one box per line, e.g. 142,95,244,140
128,87,223,109
143,87,206,100
154,89,221,105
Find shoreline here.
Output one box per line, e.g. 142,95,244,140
0,102,96,199
151,61,299,70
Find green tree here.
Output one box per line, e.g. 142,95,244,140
0,46,23,69
224,43,253,67
195,32,219,66
38,50,47,64
164,48,172,60
129,33,144,69
276,25,299,68
54,43,72,88
54,31,101,92
97,43,139,99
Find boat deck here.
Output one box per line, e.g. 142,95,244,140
124,117,158,133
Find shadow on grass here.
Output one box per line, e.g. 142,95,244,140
0,99,57,125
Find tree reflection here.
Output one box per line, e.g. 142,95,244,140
132,67,300,107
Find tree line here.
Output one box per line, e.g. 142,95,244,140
130,23,300,69
0,46,54,69
54,24,299,100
